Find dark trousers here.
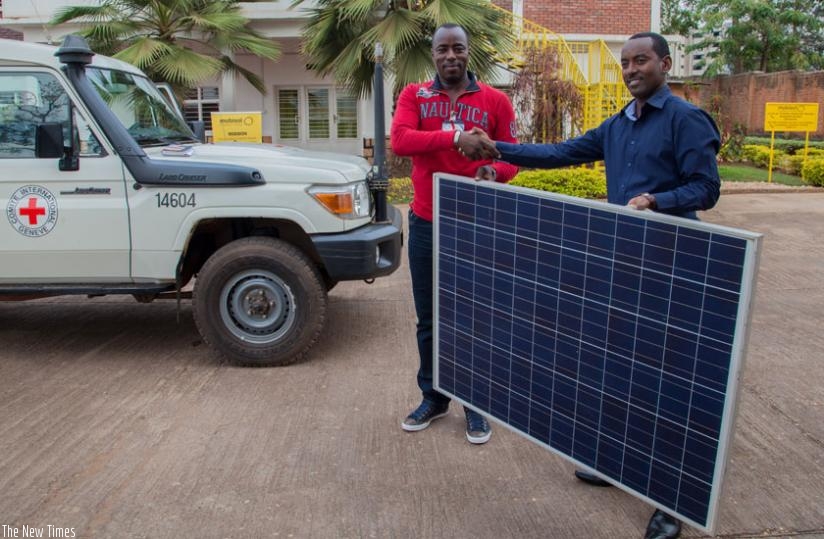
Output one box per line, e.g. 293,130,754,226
407,210,450,406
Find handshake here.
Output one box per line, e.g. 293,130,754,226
456,127,501,161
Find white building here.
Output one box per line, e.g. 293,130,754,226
0,0,387,155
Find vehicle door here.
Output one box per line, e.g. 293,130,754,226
0,68,130,282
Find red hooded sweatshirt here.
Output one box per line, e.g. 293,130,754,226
390,73,519,221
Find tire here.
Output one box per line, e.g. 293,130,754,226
192,237,328,367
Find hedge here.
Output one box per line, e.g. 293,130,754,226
509,168,607,199
741,144,776,168
802,159,824,187
744,137,824,154
388,167,609,204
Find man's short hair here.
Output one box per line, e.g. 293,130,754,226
628,32,671,59
432,23,469,46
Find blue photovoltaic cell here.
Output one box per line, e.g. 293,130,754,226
433,175,761,533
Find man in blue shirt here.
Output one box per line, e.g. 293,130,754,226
461,32,720,539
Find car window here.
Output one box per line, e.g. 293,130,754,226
0,71,103,158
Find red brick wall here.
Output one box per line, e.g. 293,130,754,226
686,71,824,137
524,0,650,35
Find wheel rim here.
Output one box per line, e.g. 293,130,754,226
219,269,297,344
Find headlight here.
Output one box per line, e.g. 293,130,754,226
308,181,372,219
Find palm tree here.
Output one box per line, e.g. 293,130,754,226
292,0,515,98
49,0,281,94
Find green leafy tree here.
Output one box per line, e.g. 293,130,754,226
291,0,515,98
49,0,281,94
662,0,823,75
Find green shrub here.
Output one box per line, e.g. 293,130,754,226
801,159,824,187
510,167,607,199
741,144,779,168
718,124,747,162
777,154,806,176
387,176,413,204
745,137,824,153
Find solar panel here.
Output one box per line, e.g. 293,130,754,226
433,174,762,534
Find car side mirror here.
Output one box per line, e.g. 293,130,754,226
189,120,206,143
34,121,79,171
35,122,64,158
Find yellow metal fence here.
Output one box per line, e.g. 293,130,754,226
492,5,631,138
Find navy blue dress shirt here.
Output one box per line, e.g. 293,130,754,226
495,85,721,219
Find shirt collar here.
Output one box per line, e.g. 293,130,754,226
430,71,480,92
623,84,671,120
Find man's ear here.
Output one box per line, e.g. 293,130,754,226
662,55,673,74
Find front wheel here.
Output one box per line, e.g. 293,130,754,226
193,237,328,366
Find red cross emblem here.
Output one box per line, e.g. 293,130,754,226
19,197,46,225
7,185,58,237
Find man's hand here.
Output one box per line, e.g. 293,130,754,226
456,127,500,160
627,193,657,211
474,165,497,182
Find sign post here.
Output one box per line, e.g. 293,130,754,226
763,103,819,182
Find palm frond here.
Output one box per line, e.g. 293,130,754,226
49,0,283,94
152,48,224,87
214,34,282,60
338,0,386,22
185,12,248,33
218,56,267,94
50,4,113,25
361,9,426,52
113,37,172,69
301,5,345,52
421,0,489,28
390,42,435,90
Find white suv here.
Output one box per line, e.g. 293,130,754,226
0,36,402,366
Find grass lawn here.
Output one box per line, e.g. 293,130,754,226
719,163,804,186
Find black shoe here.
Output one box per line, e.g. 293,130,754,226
644,510,681,539
574,469,613,487
401,400,449,432
464,408,492,444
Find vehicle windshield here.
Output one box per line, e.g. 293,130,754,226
87,67,197,146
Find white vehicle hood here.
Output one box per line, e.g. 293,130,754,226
145,142,371,183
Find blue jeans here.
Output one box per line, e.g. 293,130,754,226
407,210,450,406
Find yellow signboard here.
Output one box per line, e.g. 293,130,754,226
764,102,819,132
210,111,263,143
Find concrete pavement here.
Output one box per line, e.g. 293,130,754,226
0,192,823,538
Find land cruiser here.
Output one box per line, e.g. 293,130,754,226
0,36,403,366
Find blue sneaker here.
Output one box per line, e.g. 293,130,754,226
464,409,492,444
402,400,449,432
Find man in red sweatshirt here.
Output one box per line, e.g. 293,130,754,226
390,22,518,444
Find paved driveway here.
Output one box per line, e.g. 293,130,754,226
1,193,823,538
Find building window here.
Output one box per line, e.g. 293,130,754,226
336,91,358,139
183,86,220,132
308,88,330,139
275,86,358,143
277,88,299,140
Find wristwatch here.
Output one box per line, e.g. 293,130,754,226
453,130,462,147
641,193,657,209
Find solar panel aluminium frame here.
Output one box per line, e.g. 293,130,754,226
432,173,762,534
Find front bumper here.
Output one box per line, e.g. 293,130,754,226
311,203,403,281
